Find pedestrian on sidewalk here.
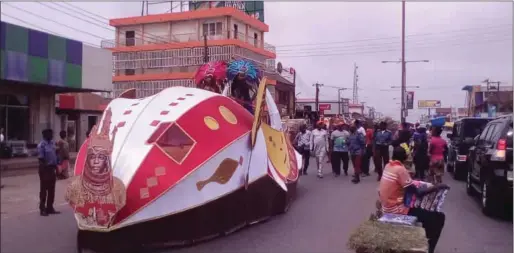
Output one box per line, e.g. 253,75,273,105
348,125,365,184
311,121,329,178
374,121,393,181
361,123,374,177
330,123,350,177
294,124,312,175
56,130,70,180
37,129,60,216
428,126,448,184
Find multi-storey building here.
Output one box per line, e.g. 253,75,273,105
102,6,279,99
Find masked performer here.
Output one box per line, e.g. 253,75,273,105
65,108,126,230
226,59,262,114
194,61,227,94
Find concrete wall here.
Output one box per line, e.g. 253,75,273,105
82,45,112,92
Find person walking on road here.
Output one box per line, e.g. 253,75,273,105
37,129,60,216
378,146,449,253
294,124,312,175
56,130,70,180
312,121,329,178
348,126,365,184
361,123,374,177
330,123,350,177
373,121,393,181
428,126,448,184
413,127,429,180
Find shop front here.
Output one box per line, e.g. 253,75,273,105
0,21,112,155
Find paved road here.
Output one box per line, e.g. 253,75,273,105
1,163,512,253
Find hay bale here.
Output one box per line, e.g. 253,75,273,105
347,220,428,253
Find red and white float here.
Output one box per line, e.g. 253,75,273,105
66,80,301,252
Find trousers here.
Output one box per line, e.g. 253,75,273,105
331,151,349,175
39,165,57,212
408,208,446,253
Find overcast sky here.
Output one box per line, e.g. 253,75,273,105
1,1,512,121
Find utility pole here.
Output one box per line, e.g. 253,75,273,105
352,63,359,104
313,82,323,116
203,33,209,63
401,0,406,123
338,88,347,116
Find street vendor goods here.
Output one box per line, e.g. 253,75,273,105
403,181,449,212
67,81,301,252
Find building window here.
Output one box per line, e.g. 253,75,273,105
233,24,238,39
125,31,135,46
125,69,135,75
202,22,223,36
254,33,258,47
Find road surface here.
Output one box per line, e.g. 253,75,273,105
1,164,512,253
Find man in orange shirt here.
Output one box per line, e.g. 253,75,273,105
379,146,449,253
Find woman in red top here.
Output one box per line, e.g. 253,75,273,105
428,126,448,183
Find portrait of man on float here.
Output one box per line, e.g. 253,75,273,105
65,108,126,230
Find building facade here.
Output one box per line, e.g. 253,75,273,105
102,6,277,99
0,21,112,145
462,84,513,117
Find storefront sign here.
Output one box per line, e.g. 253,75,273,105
418,100,441,109
319,104,331,110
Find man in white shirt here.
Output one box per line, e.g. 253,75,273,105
0,128,4,143
311,121,329,178
355,120,366,136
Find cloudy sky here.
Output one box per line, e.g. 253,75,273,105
1,1,512,121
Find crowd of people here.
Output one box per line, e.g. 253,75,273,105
294,120,449,184
294,119,450,253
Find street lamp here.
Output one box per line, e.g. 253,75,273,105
381,59,430,123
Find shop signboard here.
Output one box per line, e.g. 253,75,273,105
319,104,331,111
406,91,414,110
418,100,441,109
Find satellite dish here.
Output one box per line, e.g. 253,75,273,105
277,62,283,74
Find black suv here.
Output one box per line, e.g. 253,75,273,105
467,115,513,217
447,117,492,180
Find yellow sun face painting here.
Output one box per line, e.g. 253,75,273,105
261,123,290,179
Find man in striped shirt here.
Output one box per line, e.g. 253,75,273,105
378,146,449,253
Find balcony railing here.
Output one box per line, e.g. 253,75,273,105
101,30,275,54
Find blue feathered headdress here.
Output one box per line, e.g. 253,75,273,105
227,59,261,84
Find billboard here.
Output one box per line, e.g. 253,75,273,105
406,91,414,110
418,100,441,109
189,1,264,22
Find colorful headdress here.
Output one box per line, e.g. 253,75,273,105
227,59,261,84
194,61,227,85
88,108,117,153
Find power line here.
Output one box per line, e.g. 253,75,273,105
276,29,511,54
272,23,512,48
0,12,100,48
276,36,511,58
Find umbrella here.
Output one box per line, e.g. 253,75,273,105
194,61,228,86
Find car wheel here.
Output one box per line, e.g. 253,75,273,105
466,169,474,196
481,180,497,217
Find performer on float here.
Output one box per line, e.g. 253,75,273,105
226,59,262,114
65,108,126,230
194,60,227,94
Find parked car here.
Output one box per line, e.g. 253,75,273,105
467,114,513,217
446,117,492,180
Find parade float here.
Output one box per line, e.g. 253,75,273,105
67,60,301,253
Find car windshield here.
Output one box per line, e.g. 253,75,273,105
462,120,490,138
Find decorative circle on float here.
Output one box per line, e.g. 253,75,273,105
219,106,237,125
204,116,220,130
